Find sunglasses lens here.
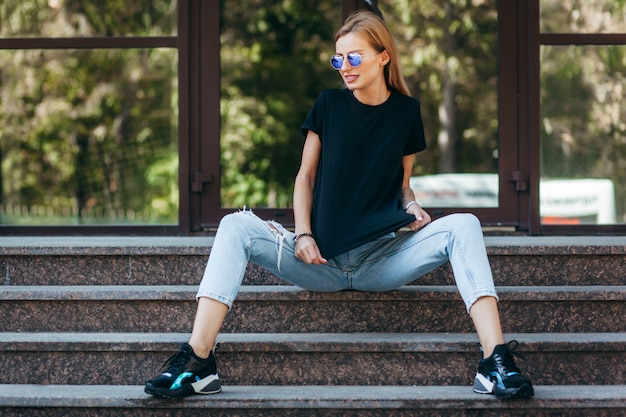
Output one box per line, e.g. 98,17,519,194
330,52,364,70
330,55,343,70
347,52,362,67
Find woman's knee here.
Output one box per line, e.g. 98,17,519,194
217,210,287,248
218,210,261,233
446,213,482,233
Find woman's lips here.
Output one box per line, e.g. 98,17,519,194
343,74,358,83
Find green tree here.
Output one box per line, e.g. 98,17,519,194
219,0,341,208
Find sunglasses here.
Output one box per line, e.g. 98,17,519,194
330,51,379,70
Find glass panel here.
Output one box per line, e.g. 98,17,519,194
219,0,500,209
540,45,626,224
381,0,499,208
540,0,626,33
219,0,342,208
0,48,179,225
0,0,177,37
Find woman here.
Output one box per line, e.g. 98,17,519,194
145,10,534,400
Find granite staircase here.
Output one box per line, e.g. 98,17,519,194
1,236,625,416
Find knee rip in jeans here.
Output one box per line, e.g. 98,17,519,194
267,220,287,272
239,207,287,272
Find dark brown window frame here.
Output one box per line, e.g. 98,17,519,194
192,1,371,231
527,0,626,235
0,1,187,236
3,0,624,236
195,0,526,233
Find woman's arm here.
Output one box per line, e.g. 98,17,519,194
401,154,431,231
293,130,327,264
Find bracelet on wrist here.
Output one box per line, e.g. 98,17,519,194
404,201,418,211
294,232,315,243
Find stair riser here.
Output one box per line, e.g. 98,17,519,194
0,255,208,286
2,299,624,333
2,254,626,286
0,349,623,386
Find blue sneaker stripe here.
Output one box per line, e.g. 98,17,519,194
490,372,506,389
170,372,193,390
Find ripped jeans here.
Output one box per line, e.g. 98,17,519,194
196,210,498,313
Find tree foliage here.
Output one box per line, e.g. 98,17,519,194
219,0,342,208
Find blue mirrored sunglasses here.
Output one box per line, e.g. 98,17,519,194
330,51,379,70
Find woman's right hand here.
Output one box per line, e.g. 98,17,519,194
295,236,328,264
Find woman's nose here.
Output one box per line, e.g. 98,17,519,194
341,58,351,71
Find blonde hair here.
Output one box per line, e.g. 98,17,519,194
336,10,410,96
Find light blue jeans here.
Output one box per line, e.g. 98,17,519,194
197,210,498,313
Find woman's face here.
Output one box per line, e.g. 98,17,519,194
334,32,388,93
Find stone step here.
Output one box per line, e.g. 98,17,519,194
2,236,626,287
1,384,625,417
2,285,625,333
2,332,624,386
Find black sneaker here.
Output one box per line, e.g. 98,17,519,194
473,340,534,399
144,342,222,399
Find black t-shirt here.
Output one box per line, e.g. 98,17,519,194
300,89,427,259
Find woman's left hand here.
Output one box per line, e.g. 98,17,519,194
406,203,431,231
294,235,328,265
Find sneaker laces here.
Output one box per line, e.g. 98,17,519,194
160,348,192,375
496,340,525,375
160,342,220,375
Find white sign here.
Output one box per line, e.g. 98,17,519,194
410,174,616,224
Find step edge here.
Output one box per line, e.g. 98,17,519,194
1,332,625,352
2,236,626,256
3,285,625,301
0,384,624,410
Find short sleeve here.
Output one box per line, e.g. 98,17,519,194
301,91,328,138
403,100,427,155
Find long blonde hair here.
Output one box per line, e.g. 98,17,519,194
336,10,410,96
